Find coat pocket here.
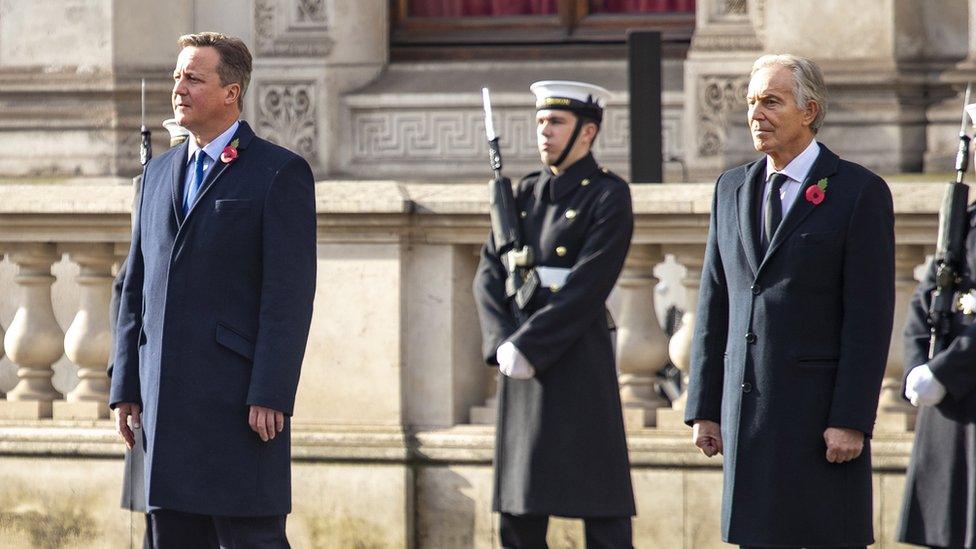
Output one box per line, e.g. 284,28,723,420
794,230,838,246
215,322,255,361
214,198,252,213
796,357,839,370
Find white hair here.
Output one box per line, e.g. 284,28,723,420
752,54,828,133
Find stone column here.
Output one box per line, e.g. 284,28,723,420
681,0,763,180
923,0,976,171
54,244,116,420
616,244,670,429
0,244,64,419
876,244,926,432
250,0,387,177
658,244,705,428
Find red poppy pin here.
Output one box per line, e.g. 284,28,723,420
805,177,828,205
220,138,240,164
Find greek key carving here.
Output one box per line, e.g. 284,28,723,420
256,83,318,162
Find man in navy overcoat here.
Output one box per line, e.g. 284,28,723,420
109,32,316,547
685,54,895,548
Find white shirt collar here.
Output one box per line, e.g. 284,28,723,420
765,138,820,183
187,120,241,165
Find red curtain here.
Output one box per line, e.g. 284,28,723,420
589,0,695,12
409,0,558,16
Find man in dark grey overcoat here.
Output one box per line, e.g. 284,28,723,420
899,199,976,548
473,80,636,548
110,32,316,547
685,54,895,548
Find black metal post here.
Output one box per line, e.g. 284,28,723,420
628,30,663,183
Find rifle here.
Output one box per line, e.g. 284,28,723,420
928,83,972,358
482,87,539,313
140,78,152,166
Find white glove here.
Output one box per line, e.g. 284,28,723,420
905,364,947,407
496,341,535,380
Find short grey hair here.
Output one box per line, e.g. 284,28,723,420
751,54,828,133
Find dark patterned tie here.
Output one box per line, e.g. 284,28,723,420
762,172,788,253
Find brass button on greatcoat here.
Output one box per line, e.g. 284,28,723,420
520,211,527,218
565,209,577,219
549,284,561,293
581,178,590,187
556,246,567,257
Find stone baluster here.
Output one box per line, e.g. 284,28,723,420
616,244,670,429
54,244,116,419
0,244,64,419
0,252,5,364
876,244,926,432
657,244,705,428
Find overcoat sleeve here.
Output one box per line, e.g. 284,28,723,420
684,179,729,425
246,157,317,416
109,171,148,408
507,183,634,374
473,231,518,366
828,177,895,435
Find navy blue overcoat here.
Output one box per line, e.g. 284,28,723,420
685,144,895,547
109,121,316,516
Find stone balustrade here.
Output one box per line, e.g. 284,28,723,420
0,180,943,547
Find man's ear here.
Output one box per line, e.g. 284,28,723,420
803,100,819,128
225,83,241,107
580,121,599,146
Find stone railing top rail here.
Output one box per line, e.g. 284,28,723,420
0,181,949,244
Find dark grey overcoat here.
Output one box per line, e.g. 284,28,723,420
899,206,976,548
108,121,316,516
473,153,636,518
685,144,895,546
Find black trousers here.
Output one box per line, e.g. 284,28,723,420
149,508,289,549
500,513,632,549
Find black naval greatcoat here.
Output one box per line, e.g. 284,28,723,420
473,153,637,518
900,206,976,548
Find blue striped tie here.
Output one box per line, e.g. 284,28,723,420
184,149,207,214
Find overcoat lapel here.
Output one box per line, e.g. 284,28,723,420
759,145,840,272
169,141,190,226
735,158,766,277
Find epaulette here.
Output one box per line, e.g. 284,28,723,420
597,166,627,184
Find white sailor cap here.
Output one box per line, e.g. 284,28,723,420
530,80,611,123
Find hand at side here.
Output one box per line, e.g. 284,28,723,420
114,402,142,450
249,405,285,442
824,427,863,463
693,419,723,457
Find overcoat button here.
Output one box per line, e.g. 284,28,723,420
549,284,560,292
742,382,752,393
556,246,567,257
745,332,757,344
581,178,590,186
565,209,577,219
520,211,527,218
751,283,761,295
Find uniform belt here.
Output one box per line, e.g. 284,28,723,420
536,266,571,289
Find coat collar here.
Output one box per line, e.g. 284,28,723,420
734,143,841,277
535,153,600,202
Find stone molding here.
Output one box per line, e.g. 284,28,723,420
254,0,333,57
0,421,914,469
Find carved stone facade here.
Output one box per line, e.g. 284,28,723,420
255,82,319,163
696,76,750,157
254,0,333,57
